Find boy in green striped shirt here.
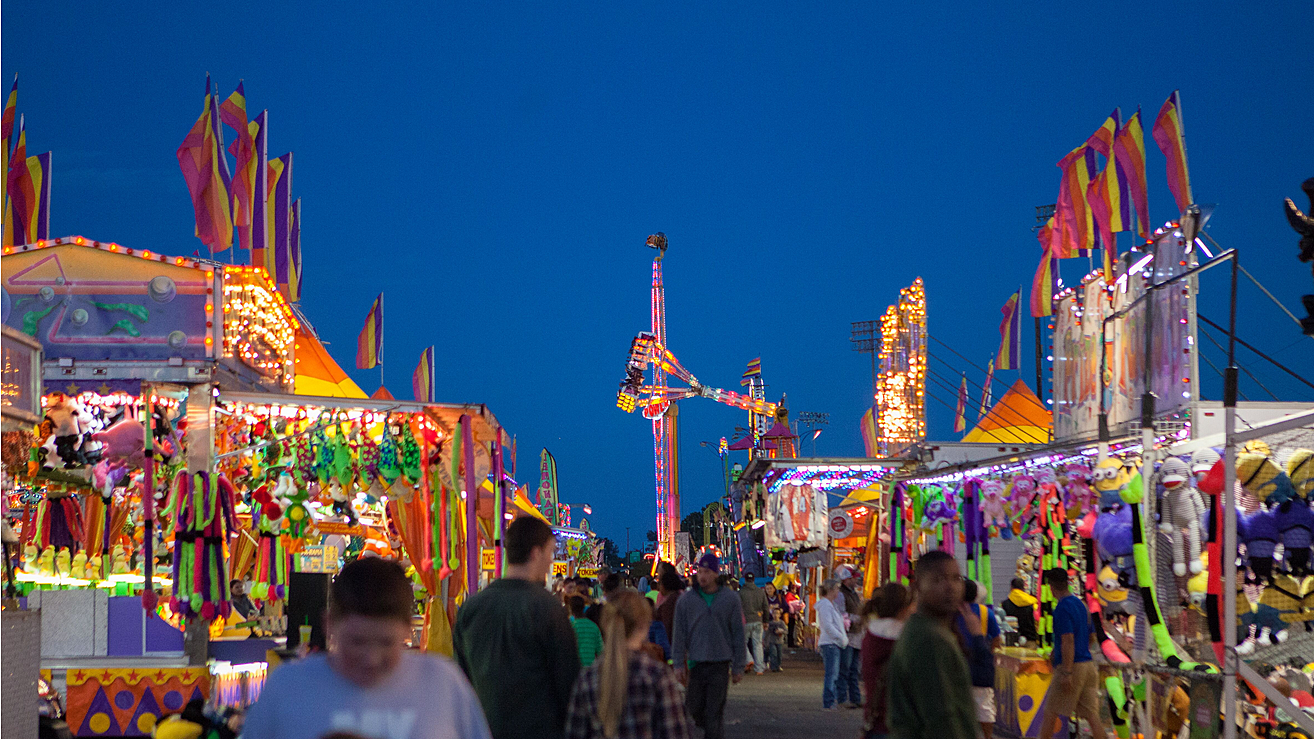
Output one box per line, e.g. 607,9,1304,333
569,596,604,666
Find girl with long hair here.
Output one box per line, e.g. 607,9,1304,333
860,582,913,739
564,591,691,739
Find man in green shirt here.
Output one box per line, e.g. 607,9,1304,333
568,595,604,665
454,517,581,739
887,550,978,739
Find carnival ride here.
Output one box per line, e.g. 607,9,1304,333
615,233,780,562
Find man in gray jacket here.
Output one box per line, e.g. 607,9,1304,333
673,552,746,739
738,572,769,675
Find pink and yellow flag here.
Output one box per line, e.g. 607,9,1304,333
1054,145,1097,258
997,290,1021,370
1,76,16,235
1030,226,1058,318
954,374,968,433
4,117,33,247
1152,90,1192,214
1114,109,1150,240
979,357,994,419
219,82,256,252
860,407,878,458
356,293,384,370
176,76,233,252
412,346,435,402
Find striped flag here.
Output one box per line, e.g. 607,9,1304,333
979,357,995,419
1,76,16,237
4,116,33,247
264,153,289,280
412,346,435,402
1114,109,1150,240
271,153,293,298
1054,145,1098,258
26,151,50,242
176,75,233,252
996,291,1021,370
219,82,256,252
1085,109,1120,157
1030,231,1058,318
1152,90,1192,214
356,293,383,369
288,198,302,302
860,407,878,457
1086,159,1118,282
250,111,269,270
954,374,968,433
741,357,762,386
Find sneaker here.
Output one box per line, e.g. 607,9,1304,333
845,703,862,710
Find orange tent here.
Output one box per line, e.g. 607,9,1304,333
961,379,1051,444
293,328,366,398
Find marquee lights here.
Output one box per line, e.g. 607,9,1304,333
875,278,927,457
222,267,297,389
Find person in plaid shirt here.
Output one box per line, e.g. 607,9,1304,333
565,591,692,739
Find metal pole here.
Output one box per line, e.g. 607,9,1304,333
1034,316,1044,404
1221,257,1239,739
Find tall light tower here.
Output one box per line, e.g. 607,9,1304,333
645,233,678,563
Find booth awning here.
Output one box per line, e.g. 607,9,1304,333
961,379,1052,445
294,328,366,399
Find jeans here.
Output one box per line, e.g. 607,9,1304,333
820,644,842,708
688,661,731,739
837,645,862,705
745,622,766,673
766,642,782,671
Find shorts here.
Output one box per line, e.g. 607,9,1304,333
972,686,996,723
1046,661,1101,717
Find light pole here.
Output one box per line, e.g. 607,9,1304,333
850,321,879,402
797,411,829,457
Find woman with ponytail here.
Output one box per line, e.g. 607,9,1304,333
564,591,691,739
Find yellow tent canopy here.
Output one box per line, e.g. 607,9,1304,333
961,378,1051,444
512,488,551,524
294,328,366,399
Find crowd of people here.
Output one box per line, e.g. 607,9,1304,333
234,517,1135,739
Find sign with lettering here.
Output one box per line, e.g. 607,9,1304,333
295,544,340,574
480,548,496,571
577,566,599,579
552,561,568,577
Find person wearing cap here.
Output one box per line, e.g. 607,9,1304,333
834,564,865,709
738,571,769,676
672,551,746,739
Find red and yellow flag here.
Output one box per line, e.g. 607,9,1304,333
1031,220,1057,318
4,117,34,247
1114,110,1150,240
997,291,1021,371
219,82,257,252
176,76,233,252
1054,145,1097,258
1152,90,1192,215
1,75,16,237
356,293,384,370
412,346,435,402
954,374,968,433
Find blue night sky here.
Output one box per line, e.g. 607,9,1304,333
5,2,1311,549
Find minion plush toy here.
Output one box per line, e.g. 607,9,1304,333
1093,457,1133,510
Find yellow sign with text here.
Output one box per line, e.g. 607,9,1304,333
552,561,568,577
481,548,496,571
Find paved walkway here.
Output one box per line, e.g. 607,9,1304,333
721,650,864,739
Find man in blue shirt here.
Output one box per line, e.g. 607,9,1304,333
1038,568,1106,739
954,580,1002,739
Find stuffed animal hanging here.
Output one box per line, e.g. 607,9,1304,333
1157,457,1206,576
169,471,236,620
1237,452,1297,507
1287,448,1314,499
1060,461,1096,518
1242,507,1279,585
978,479,1008,533
1275,497,1313,576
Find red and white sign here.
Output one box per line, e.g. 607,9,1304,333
827,510,854,539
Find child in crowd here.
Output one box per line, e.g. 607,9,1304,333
765,606,787,672
570,595,605,666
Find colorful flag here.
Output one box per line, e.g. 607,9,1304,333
26,152,50,242
1152,90,1192,214
1114,109,1150,240
1030,230,1058,318
1086,158,1119,282
176,76,233,252
954,374,968,433
250,111,269,270
1054,145,1098,258
4,117,34,247
1085,109,1120,157
979,357,995,419
860,407,878,457
1,76,16,236
288,198,302,302
356,293,383,369
219,82,256,252
997,291,1021,370
264,153,288,279
271,153,293,297
741,357,762,386
412,346,435,402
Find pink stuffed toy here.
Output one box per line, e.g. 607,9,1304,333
979,479,1008,531
92,418,145,466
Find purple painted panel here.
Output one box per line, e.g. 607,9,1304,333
106,596,144,656
144,611,184,653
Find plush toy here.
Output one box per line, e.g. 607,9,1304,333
979,479,1008,532
70,550,88,579
1061,461,1096,517
1243,507,1280,585
1185,552,1208,611
1007,474,1037,516
44,394,86,467
1237,452,1297,507
1094,505,1136,585
23,543,38,571
1096,564,1132,614
110,544,130,574
37,545,55,575
87,554,103,581
54,547,71,576
1093,457,1133,510
1260,572,1309,626
1191,448,1221,482
1287,448,1314,498
91,417,145,466
1275,497,1313,576
1157,458,1206,576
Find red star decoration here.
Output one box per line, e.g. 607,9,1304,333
73,670,86,683
101,670,113,682
155,670,166,682
126,670,139,682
